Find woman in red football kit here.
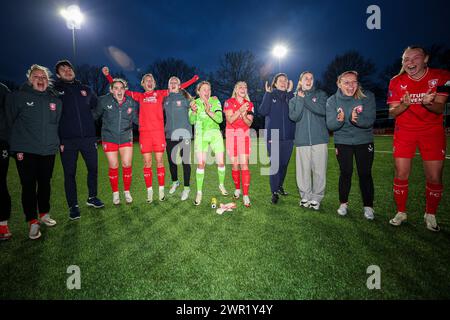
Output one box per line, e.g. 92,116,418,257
102,66,198,203
224,82,254,207
387,46,450,232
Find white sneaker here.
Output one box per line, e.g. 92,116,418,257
424,213,440,232
337,203,348,216
363,207,375,220
389,212,407,226
147,187,153,203
194,191,202,206
219,184,228,196
169,181,180,194
40,214,56,227
309,200,320,211
300,199,310,208
181,188,190,201
243,195,251,207
233,189,241,199
159,186,165,201
113,191,120,205
124,191,133,204
29,222,41,240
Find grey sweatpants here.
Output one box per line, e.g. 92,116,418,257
295,143,328,203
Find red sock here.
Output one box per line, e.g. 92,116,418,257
29,219,39,225
109,168,119,192
241,170,250,196
122,166,132,192
426,182,443,215
143,167,153,188
39,213,47,218
393,178,408,212
232,169,241,190
157,167,165,187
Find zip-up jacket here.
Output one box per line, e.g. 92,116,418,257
326,89,376,145
258,89,295,141
289,88,329,147
163,92,192,140
93,94,139,144
54,79,97,140
5,83,62,155
0,83,11,144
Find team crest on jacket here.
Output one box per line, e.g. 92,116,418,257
17,153,24,161
80,90,87,97
127,107,133,115
312,97,317,103
428,79,438,89
176,100,182,107
355,105,363,113
49,103,56,111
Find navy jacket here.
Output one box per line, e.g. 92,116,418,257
54,80,97,141
258,89,295,141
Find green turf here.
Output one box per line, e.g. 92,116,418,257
1,136,449,299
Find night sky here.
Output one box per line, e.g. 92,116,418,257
1,0,449,86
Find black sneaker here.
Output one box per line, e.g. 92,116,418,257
278,187,288,196
69,205,81,220
271,193,279,204
86,197,105,208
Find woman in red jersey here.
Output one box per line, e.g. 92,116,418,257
387,46,450,232
224,81,254,207
102,66,198,203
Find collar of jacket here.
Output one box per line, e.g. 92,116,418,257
20,82,55,96
272,88,288,98
55,79,82,87
335,88,357,101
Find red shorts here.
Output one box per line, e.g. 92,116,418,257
393,126,446,161
102,141,133,152
226,130,251,157
139,131,166,153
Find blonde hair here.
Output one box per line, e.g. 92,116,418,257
26,64,52,84
296,71,313,92
337,70,366,99
231,81,250,101
195,81,211,96
140,73,156,89
398,46,428,76
168,76,180,86
110,78,128,90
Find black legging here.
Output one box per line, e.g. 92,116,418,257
166,139,191,187
335,143,374,207
15,153,56,222
0,142,11,222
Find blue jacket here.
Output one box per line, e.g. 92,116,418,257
258,89,295,141
54,80,97,141
326,89,376,145
288,88,329,146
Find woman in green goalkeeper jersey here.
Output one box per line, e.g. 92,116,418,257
189,81,228,205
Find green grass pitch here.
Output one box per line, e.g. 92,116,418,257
1,136,449,299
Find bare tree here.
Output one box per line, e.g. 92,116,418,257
139,58,197,91
321,51,377,95
76,64,127,96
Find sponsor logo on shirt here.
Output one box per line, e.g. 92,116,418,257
26,102,34,107
49,103,56,111
143,96,157,103
80,90,87,97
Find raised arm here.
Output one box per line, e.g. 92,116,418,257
180,75,200,90
102,66,142,101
